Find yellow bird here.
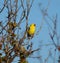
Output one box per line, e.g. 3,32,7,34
27,24,36,38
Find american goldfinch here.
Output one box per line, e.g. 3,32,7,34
27,24,36,38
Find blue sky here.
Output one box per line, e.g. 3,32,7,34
0,0,60,63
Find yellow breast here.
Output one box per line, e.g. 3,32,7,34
28,24,36,35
